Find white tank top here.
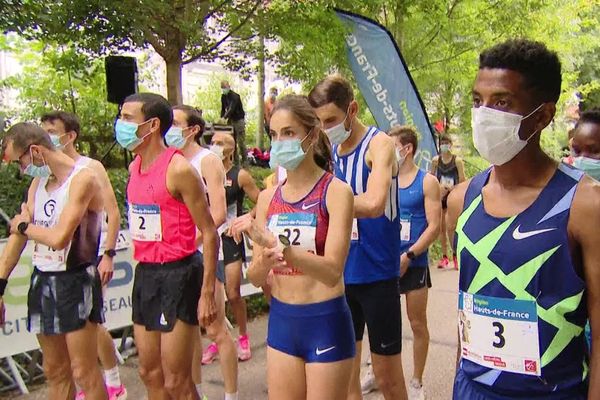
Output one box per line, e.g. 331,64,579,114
190,148,226,260
32,165,101,272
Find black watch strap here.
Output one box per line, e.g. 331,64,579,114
17,222,29,236
406,250,416,260
104,249,117,258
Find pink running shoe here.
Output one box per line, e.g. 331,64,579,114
202,342,219,365
437,255,449,269
237,334,252,361
75,391,86,400
107,384,127,400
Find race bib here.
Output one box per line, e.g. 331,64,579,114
458,291,541,376
32,243,67,264
268,213,317,253
400,217,411,242
129,204,162,242
351,218,359,241
441,175,455,187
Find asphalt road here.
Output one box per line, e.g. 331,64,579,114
8,266,460,400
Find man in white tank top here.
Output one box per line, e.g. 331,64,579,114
170,105,239,400
41,111,127,400
1,123,108,400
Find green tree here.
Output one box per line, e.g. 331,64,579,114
0,0,264,104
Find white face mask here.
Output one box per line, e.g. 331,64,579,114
324,107,353,145
209,144,224,159
396,146,408,165
471,104,544,166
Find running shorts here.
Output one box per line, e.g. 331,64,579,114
222,234,243,265
345,277,402,355
27,265,104,335
132,251,203,331
268,296,356,363
399,266,432,294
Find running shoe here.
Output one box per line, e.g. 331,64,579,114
437,255,449,269
75,391,86,400
107,384,127,400
237,334,252,361
201,342,219,365
408,378,425,400
453,255,458,270
360,364,377,395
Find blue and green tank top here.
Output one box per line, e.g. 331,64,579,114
455,163,588,397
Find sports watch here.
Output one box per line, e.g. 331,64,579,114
406,250,416,260
17,222,29,236
104,249,117,258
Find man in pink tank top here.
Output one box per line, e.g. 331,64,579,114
116,93,218,400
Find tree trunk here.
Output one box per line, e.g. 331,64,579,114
165,58,183,105
256,31,266,150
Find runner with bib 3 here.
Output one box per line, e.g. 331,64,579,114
229,95,355,400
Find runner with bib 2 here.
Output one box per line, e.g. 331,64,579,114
229,95,356,400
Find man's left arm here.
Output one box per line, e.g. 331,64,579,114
91,161,121,285
353,134,395,219
571,179,600,399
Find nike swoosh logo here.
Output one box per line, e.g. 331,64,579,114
512,225,556,240
315,346,336,355
301,201,319,211
380,340,399,349
159,313,168,326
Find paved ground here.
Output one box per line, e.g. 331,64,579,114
7,266,459,400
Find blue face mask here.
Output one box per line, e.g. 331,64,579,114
269,132,311,171
164,126,188,149
50,134,66,150
115,119,151,151
23,147,51,178
573,156,600,181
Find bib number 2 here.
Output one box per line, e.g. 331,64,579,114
129,204,163,242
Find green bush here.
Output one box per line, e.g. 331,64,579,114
0,165,32,237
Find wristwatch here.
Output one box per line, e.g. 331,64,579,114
406,250,416,260
277,234,291,253
17,222,29,236
104,249,117,258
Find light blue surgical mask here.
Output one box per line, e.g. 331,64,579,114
164,126,188,149
440,144,451,153
24,147,51,178
269,132,311,171
115,119,151,151
50,134,66,150
324,107,352,145
222,88,230,95
573,156,600,181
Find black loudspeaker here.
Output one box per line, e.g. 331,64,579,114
105,56,138,105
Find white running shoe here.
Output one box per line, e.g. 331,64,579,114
408,378,426,400
360,364,377,395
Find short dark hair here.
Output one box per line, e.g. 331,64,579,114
308,74,354,111
479,39,562,104
6,122,53,152
439,134,452,144
388,125,418,155
124,93,173,136
41,111,81,136
173,105,205,143
576,108,600,130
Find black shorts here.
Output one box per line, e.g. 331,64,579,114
27,265,104,335
345,277,402,355
222,234,243,265
132,252,203,332
399,266,432,294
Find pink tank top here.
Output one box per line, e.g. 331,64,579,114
127,147,196,263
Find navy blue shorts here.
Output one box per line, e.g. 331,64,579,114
453,367,587,400
198,252,226,283
268,296,356,363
